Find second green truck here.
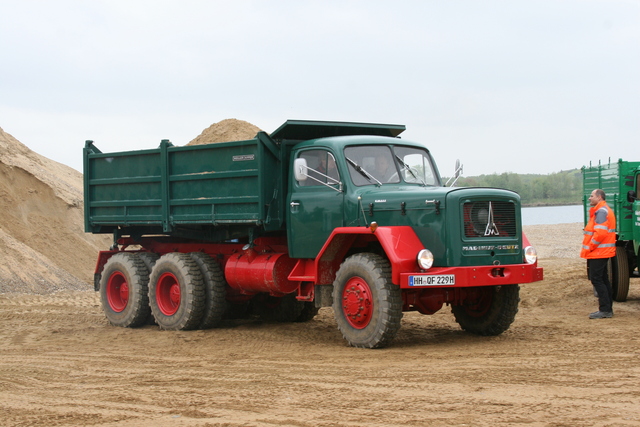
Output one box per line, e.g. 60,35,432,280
582,159,640,302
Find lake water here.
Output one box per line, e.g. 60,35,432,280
522,205,584,226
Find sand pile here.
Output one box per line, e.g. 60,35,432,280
0,119,263,294
0,126,110,293
187,118,262,145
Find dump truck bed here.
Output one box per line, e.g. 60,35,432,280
84,132,285,236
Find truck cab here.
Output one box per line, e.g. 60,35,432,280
279,122,529,275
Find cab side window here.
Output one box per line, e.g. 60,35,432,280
298,150,339,187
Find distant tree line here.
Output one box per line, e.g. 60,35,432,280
445,169,582,206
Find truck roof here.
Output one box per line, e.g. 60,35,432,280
270,119,406,142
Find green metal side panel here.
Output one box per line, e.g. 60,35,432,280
582,159,640,241
84,143,164,232
84,132,283,235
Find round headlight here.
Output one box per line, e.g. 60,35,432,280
524,246,537,264
417,249,434,270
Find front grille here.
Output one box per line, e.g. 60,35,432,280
463,201,516,238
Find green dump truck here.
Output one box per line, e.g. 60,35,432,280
582,159,640,301
84,120,543,348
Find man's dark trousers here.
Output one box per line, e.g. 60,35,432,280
588,258,614,313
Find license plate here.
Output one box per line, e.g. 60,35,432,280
409,274,455,286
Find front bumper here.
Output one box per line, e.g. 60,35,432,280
399,263,544,289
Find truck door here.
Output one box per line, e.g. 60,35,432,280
288,149,344,259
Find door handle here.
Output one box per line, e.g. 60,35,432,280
290,201,300,207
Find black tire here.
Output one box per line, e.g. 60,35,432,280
295,302,320,322
99,252,151,328
451,285,520,336
189,252,227,329
137,252,159,272
148,252,205,331
332,253,402,349
253,293,305,322
136,252,160,325
609,246,630,302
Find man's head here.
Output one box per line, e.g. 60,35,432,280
589,189,606,206
318,156,327,171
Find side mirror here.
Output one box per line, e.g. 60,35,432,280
454,159,462,178
627,190,637,203
445,159,464,187
294,158,308,181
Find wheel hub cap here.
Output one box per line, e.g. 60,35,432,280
157,272,181,316
342,277,373,329
106,271,129,313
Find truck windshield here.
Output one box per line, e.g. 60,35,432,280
344,145,438,186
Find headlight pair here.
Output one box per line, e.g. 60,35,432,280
418,246,537,270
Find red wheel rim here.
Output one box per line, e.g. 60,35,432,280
156,272,181,316
106,271,129,313
341,276,373,329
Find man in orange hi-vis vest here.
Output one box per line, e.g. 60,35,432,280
581,189,617,319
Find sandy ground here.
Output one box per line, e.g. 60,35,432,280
1,223,640,427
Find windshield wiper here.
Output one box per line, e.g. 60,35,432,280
395,155,426,185
346,157,381,185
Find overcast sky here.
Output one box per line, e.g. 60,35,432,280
0,0,638,177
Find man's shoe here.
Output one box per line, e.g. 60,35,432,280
589,311,613,319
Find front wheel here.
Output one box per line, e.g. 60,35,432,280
451,285,520,336
332,253,402,348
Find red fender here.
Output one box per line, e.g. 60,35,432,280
288,225,424,286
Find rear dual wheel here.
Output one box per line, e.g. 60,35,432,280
148,253,205,330
100,252,151,328
147,252,228,330
137,252,160,325
189,252,227,329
